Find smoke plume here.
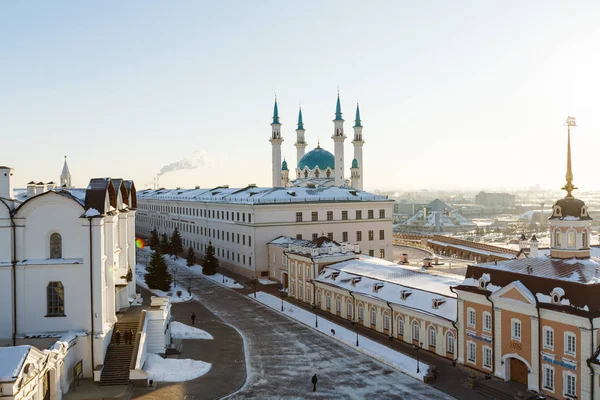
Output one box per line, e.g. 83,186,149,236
157,150,206,176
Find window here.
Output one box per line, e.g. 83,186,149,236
379,230,385,240
296,212,303,222
317,291,321,305
467,341,476,363
312,211,318,221
555,230,562,247
398,318,404,336
483,312,492,333
356,210,362,220
312,233,318,240
368,230,374,241
369,250,374,257
379,209,385,218
326,295,331,309
483,346,492,369
380,249,385,258
564,372,576,397
567,230,576,248
384,312,390,330
583,231,588,248
336,297,341,313
327,211,333,221
413,322,420,341
296,234,303,240
327,232,333,240
306,266,310,278
50,233,62,259
342,232,348,242
47,282,65,316
341,211,348,220
347,301,353,318
565,332,576,355
298,285,303,299
511,319,521,341
370,307,376,325
356,231,362,241
543,365,554,391
467,308,476,328
447,332,455,354
306,287,311,303
429,326,436,347
358,304,364,321
249,236,252,246
543,327,554,350
243,235,246,245
290,283,295,295
368,210,374,219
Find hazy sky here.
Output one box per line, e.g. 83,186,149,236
2,1,600,192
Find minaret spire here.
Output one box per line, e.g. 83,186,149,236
353,102,362,128
562,116,577,198
297,106,304,130
335,91,343,121
272,97,280,124
332,91,346,186
270,98,283,187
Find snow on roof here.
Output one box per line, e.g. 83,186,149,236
429,240,516,259
315,259,458,320
137,186,391,204
48,331,86,352
0,346,31,382
269,236,310,247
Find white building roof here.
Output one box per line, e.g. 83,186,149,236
137,186,391,205
0,346,31,382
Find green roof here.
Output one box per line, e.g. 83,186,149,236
298,146,335,170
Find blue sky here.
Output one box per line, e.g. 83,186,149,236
2,1,600,191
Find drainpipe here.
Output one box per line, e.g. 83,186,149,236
535,300,542,394
88,218,95,372
387,301,394,339
349,291,356,322
585,316,595,400
2,199,17,346
449,286,459,366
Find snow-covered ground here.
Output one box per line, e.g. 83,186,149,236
135,262,193,303
171,321,213,340
258,278,278,285
250,291,429,381
144,354,211,382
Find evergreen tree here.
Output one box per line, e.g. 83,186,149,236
202,242,219,276
145,250,172,291
186,246,196,267
171,227,183,259
160,233,171,255
149,228,160,250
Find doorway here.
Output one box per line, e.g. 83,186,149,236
509,358,528,385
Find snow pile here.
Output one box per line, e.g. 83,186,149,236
251,291,429,381
171,321,213,340
144,354,211,382
258,279,278,285
135,263,193,303
84,208,101,217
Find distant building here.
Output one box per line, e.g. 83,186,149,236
400,199,476,233
475,191,516,207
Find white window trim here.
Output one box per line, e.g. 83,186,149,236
563,370,577,398
413,322,420,341
511,318,522,342
467,340,476,365
564,331,576,356
542,364,555,393
483,311,492,333
446,331,455,354
429,326,437,347
482,345,493,370
383,312,390,330
467,307,476,329
543,326,554,350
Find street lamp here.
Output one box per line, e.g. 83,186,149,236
413,342,423,373
353,317,363,347
171,268,177,288
313,302,321,328
253,277,257,298
279,284,285,312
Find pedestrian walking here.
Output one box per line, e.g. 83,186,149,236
123,330,129,345
128,329,135,345
311,374,318,392
115,330,121,346
191,312,196,325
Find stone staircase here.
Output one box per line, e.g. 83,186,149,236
474,379,529,400
99,315,140,386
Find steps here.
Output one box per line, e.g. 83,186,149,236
99,319,139,386
474,381,518,400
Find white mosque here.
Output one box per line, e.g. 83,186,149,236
270,94,364,190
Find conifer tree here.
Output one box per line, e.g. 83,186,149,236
170,227,183,259
202,241,219,276
160,233,171,255
149,228,160,250
145,250,172,291
186,246,196,267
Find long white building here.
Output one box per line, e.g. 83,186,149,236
136,185,394,279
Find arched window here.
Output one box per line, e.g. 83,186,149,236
413,321,420,341
398,317,404,336
358,304,364,322
429,326,437,347
47,282,65,316
555,230,562,247
582,231,588,248
304,170,308,178
326,169,331,178
447,332,455,354
370,306,376,326
314,169,320,178
336,296,341,313
567,230,576,248
326,294,331,309
50,233,62,259
347,301,353,318
383,312,390,330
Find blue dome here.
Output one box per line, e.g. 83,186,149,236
298,146,335,171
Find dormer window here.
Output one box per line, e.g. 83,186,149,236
478,273,490,290
554,205,562,217
550,287,565,304
479,279,487,289
351,277,362,286
400,290,412,300
373,283,384,293
432,299,446,309
330,272,340,280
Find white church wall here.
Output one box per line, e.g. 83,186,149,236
0,267,13,341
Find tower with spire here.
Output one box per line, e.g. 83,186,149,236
294,106,307,179
332,93,346,186
351,103,364,190
269,98,284,187
60,156,72,188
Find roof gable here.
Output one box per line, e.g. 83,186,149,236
491,281,535,306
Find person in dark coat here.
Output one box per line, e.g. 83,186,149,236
191,312,196,325
123,330,129,345
311,374,318,392
128,329,135,345
115,330,121,346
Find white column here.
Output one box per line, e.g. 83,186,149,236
530,315,539,391
437,325,445,356
494,307,503,378
352,135,364,190
405,315,412,342
332,119,346,186
580,326,592,400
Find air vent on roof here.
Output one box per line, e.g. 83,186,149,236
222,185,229,188
195,186,200,189
373,283,384,293
248,183,257,188
351,277,362,286
287,191,296,197
307,183,316,188
349,190,357,196
432,298,446,309
330,271,340,280
400,290,412,300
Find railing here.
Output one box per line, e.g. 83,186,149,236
129,310,149,384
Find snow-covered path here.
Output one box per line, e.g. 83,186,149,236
165,259,452,400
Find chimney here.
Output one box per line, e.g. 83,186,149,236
27,181,35,198
530,235,539,258
519,233,529,251
0,166,15,199
34,182,47,195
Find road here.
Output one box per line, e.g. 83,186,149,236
166,258,453,400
